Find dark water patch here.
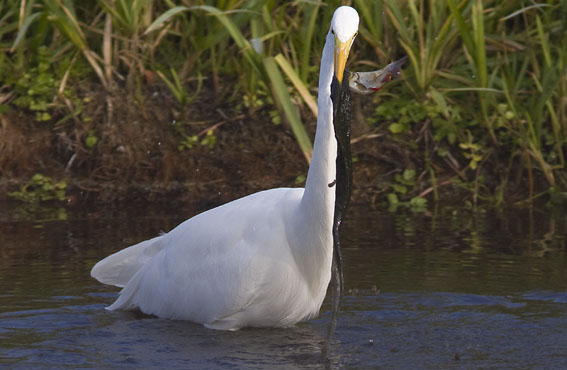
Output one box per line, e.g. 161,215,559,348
0,203,566,368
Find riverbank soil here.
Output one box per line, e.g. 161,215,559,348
0,83,553,208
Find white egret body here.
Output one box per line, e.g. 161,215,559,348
91,6,360,330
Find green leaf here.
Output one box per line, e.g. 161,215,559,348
389,122,404,134
85,130,98,148
402,169,416,182
410,196,427,207
295,174,306,184
387,193,399,205
392,184,407,194
430,88,448,118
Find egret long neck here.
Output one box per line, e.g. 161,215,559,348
294,31,337,293
302,30,336,215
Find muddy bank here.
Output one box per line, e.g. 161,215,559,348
1,85,299,205
0,83,542,208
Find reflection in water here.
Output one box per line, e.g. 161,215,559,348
0,203,566,368
342,206,567,294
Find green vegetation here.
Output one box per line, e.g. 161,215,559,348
11,46,57,122
386,168,428,212
1,0,566,206
9,173,67,203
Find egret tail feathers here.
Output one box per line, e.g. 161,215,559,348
90,235,164,288
105,266,144,311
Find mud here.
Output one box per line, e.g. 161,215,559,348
1,82,536,207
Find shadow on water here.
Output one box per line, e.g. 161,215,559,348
0,202,566,368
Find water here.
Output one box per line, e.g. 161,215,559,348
1,203,566,369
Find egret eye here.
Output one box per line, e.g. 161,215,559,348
331,29,335,35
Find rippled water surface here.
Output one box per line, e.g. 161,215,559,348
1,202,566,369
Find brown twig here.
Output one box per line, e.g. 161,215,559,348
418,178,455,198
351,133,383,144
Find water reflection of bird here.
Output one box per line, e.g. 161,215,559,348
91,6,359,330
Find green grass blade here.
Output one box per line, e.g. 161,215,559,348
446,0,475,57
500,4,553,21
300,3,320,83
42,0,86,49
146,5,262,76
274,53,317,118
546,100,566,166
398,38,421,89
157,68,188,104
10,12,41,52
472,0,487,88
157,70,182,103
354,0,381,40
193,6,249,49
429,9,458,73
259,30,285,43
533,66,562,132
196,5,262,77
263,56,313,163
117,0,132,29
385,0,412,45
439,87,502,93
144,6,189,34
51,17,86,49
536,15,552,68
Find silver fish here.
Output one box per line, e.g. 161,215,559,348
348,56,407,95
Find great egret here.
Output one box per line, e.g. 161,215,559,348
91,6,360,330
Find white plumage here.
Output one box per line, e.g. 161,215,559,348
91,6,360,330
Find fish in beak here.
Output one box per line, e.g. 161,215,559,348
348,56,407,94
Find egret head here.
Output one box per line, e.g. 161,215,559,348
331,6,359,85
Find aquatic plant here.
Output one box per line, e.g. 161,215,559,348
9,174,67,203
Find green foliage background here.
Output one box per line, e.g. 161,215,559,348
1,0,566,205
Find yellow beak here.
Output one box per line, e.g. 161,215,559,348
334,34,356,85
